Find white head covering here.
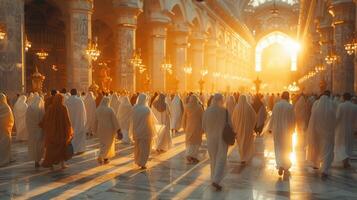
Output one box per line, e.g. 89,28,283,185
136,93,148,106
118,96,133,131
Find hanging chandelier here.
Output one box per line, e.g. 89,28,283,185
86,37,100,61
325,54,337,64
344,34,357,55
200,69,208,77
161,57,173,74
325,48,338,65
36,49,49,60
130,49,143,67
0,24,6,40
183,66,192,74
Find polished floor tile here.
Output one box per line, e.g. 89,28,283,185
0,133,356,200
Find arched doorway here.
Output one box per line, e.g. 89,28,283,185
254,31,300,92
255,31,300,72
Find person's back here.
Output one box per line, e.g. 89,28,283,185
40,94,73,169
65,89,87,154
307,95,336,178
269,92,295,177
130,94,156,169
95,97,119,164
202,93,228,191
335,93,357,167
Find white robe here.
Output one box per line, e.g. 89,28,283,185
14,95,28,141
110,94,121,121
118,96,133,144
232,95,257,162
26,96,45,162
0,94,14,166
269,99,296,170
202,96,228,184
169,95,183,131
334,101,357,162
152,105,171,151
95,97,120,160
65,95,87,153
130,94,157,167
83,92,96,134
307,96,336,173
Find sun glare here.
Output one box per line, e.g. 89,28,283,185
255,32,300,72
289,131,298,165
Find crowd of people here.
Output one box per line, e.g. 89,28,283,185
0,88,356,191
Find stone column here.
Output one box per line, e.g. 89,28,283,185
205,38,217,92
317,23,334,91
0,0,24,95
113,2,142,92
172,30,189,92
148,22,168,92
68,0,93,92
330,1,355,94
189,34,205,92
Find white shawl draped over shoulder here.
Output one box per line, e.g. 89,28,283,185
83,92,96,134
130,94,157,140
306,96,336,173
232,95,257,161
26,96,45,161
65,95,87,153
95,97,120,159
169,95,183,130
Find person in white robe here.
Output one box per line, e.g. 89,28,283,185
169,94,184,134
27,92,35,105
83,92,96,135
65,89,87,154
182,95,204,164
152,94,172,153
225,95,236,119
0,93,15,166
95,97,120,164
202,93,228,191
334,93,357,168
14,95,28,141
294,95,308,149
232,95,257,164
130,94,157,169
26,96,45,168
306,95,336,178
110,93,121,120
118,96,133,144
268,92,296,176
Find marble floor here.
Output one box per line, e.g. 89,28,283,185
0,133,357,200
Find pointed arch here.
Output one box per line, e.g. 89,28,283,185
255,31,300,71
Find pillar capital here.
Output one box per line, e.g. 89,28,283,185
69,0,93,13
149,21,169,38
112,0,142,27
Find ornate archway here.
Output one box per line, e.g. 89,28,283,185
255,31,300,72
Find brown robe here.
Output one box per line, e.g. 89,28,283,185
40,94,73,167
